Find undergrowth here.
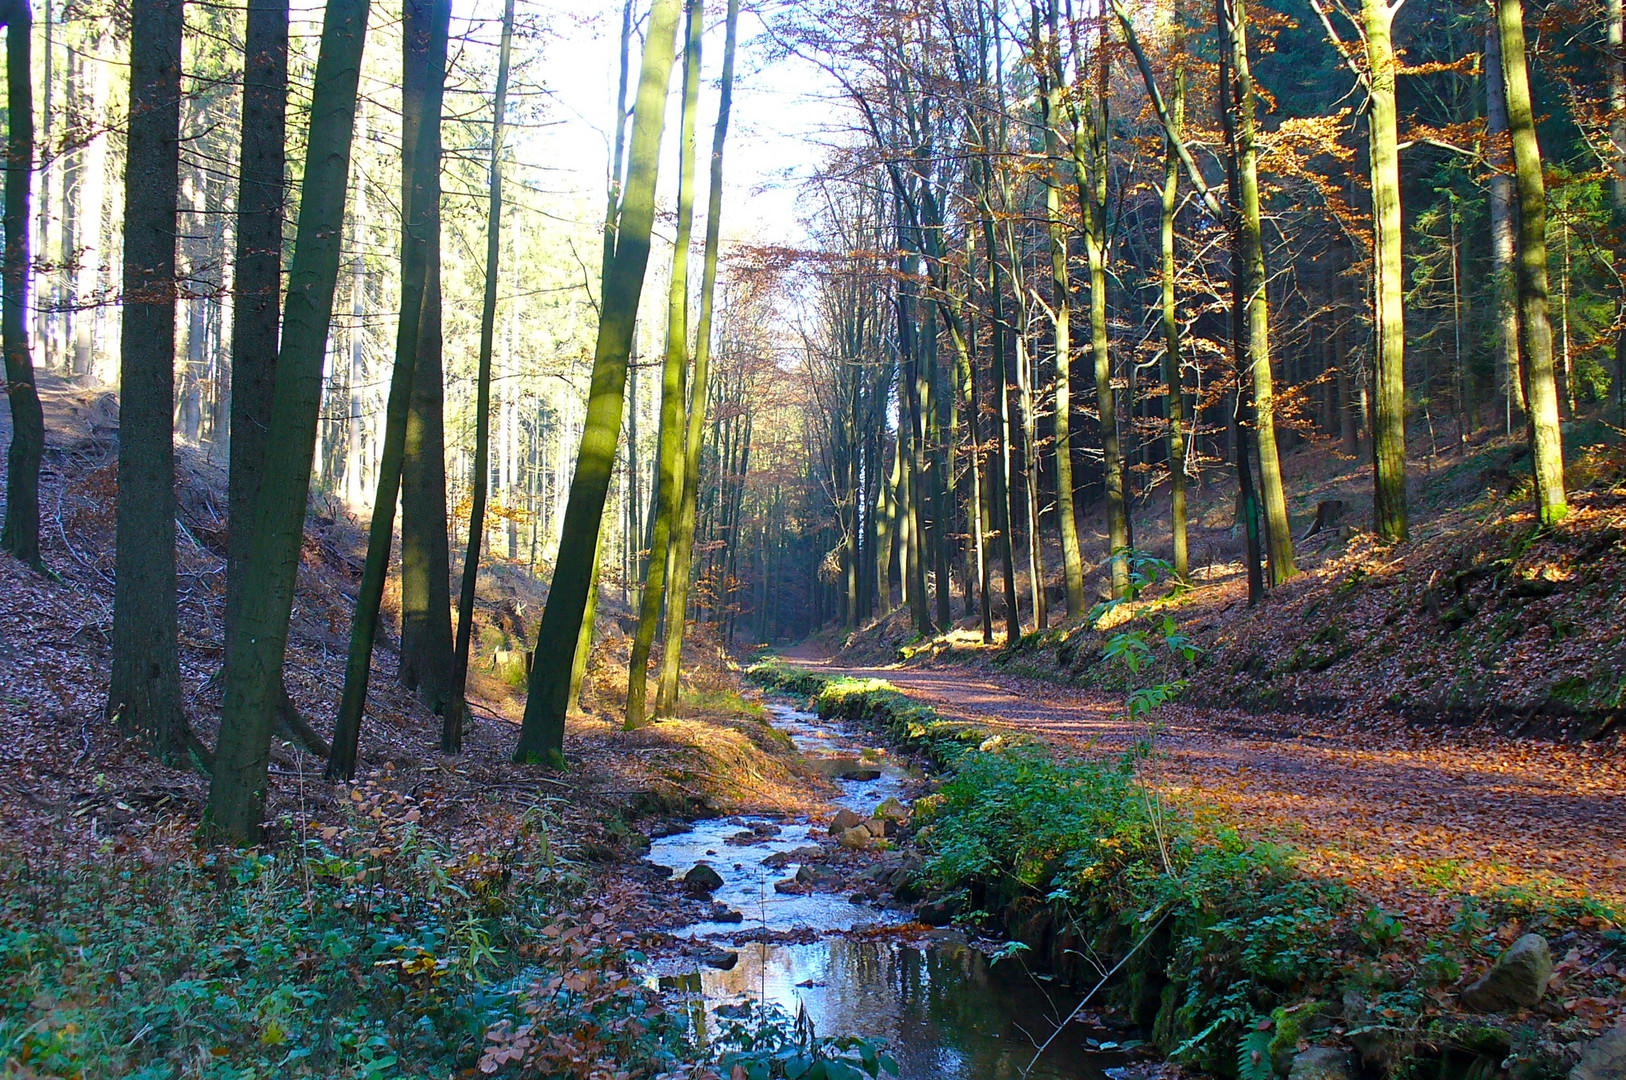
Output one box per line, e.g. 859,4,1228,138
745,659,1618,1080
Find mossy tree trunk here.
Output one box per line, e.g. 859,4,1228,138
513,0,684,764
1364,0,1408,543
1160,34,1189,581
209,0,372,843
398,0,455,717
1496,0,1568,526
1222,0,1296,583
656,0,739,716
626,0,702,730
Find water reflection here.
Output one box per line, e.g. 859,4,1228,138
666,937,1110,1080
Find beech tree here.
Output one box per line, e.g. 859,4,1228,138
1496,0,1568,526
514,0,685,764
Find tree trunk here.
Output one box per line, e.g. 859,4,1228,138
627,0,702,729
982,200,1021,642
1496,0,1567,526
1071,15,1129,600
1223,0,1295,582
446,0,514,752
398,0,455,715
1364,0,1408,543
514,0,684,763
1161,44,1189,581
657,0,738,716
1035,3,1087,614
327,0,450,780
2,0,45,572
1610,0,1625,419
209,0,371,843
109,0,188,762
1484,17,1524,427
224,0,287,670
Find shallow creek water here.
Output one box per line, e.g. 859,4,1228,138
645,703,1117,1080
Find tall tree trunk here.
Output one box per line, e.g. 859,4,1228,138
514,0,684,763
446,0,514,752
1610,0,1625,419
1496,0,1568,525
981,200,1021,642
398,0,455,715
109,0,188,762
1365,0,1408,542
1035,2,1087,614
1223,0,1295,582
657,0,738,715
344,104,371,508
224,0,287,651
222,0,314,754
2,0,44,572
1161,41,1189,581
1485,18,1524,427
1072,15,1129,600
327,0,450,780
208,0,371,843
628,0,702,729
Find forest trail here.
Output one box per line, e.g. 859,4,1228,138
778,642,1626,920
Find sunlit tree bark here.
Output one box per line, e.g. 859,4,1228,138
1496,0,1568,526
514,0,684,763
657,0,739,715
628,0,703,729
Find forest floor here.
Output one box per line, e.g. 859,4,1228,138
791,418,1626,935
0,374,838,1076
780,642,1626,926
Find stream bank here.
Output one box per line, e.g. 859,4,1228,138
733,662,1623,1080
640,698,1129,1080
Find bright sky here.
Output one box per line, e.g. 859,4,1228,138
459,0,844,255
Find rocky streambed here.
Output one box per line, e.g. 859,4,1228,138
641,700,1132,1080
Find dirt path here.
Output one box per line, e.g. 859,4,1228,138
781,644,1626,919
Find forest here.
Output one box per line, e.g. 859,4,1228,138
0,0,1623,1076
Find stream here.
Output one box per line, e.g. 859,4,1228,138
646,702,1123,1080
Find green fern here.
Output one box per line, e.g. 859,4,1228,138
1237,1023,1276,1080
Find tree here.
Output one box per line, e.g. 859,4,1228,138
398,0,456,717
1308,0,1408,541
1221,0,1296,583
657,0,741,715
447,0,516,753
109,0,188,763
1160,7,1190,581
1610,0,1625,418
221,0,323,757
1496,0,1568,526
1484,15,1524,429
1032,0,1089,612
1,0,44,573
514,0,685,764
209,0,373,843
627,0,703,730
329,0,452,780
